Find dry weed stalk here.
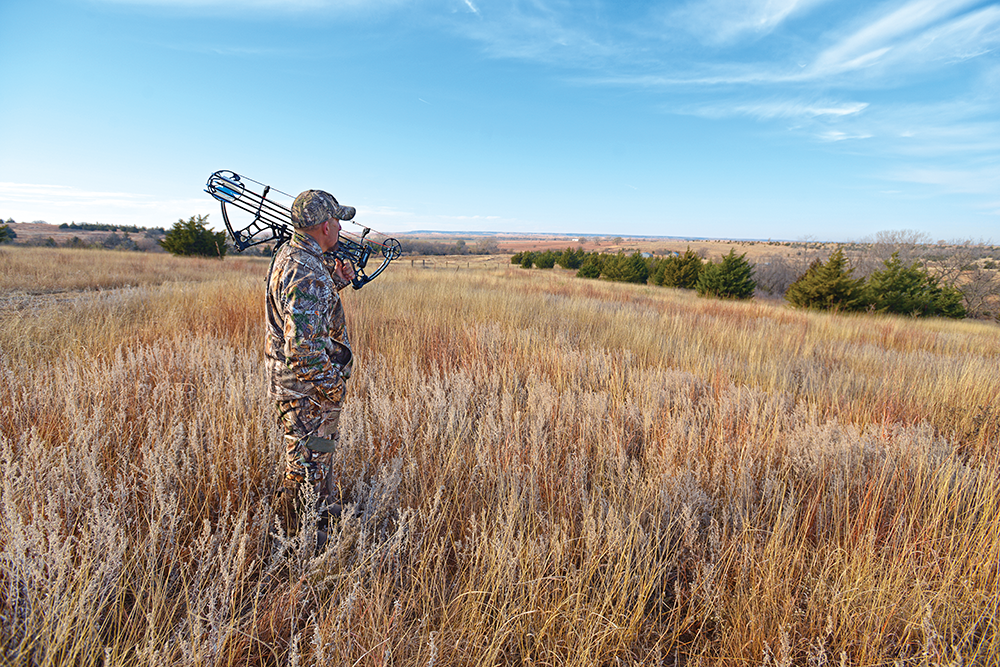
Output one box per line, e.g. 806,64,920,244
0,250,997,665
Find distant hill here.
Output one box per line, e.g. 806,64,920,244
6,222,166,252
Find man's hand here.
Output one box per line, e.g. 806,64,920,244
333,258,356,284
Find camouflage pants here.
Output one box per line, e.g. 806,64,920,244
277,396,342,502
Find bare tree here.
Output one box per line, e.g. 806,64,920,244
924,239,1000,319
851,229,932,278
753,254,816,298
958,269,1000,319
754,238,827,298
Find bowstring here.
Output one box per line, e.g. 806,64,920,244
239,175,387,249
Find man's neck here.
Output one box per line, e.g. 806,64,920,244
300,227,331,253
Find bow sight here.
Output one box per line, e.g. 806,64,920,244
205,170,402,289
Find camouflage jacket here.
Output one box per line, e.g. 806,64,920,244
266,231,352,404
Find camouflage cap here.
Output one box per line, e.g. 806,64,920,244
290,190,357,228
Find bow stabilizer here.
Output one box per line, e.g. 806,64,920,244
205,169,401,289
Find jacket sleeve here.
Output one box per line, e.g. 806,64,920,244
322,253,353,291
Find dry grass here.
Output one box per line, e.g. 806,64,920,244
0,246,266,295
1,247,998,665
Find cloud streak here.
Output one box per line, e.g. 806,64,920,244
696,99,870,120
887,165,1000,198
808,0,998,78
670,0,833,45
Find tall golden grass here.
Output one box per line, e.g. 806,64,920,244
1,247,998,665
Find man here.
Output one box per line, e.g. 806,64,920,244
266,189,356,545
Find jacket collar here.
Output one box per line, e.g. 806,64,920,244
289,230,325,258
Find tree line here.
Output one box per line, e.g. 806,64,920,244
59,222,166,234
513,243,999,320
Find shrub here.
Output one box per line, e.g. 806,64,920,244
576,252,604,279
557,247,586,270
159,214,228,258
660,248,704,289
102,232,139,252
865,252,965,318
785,247,865,311
534,250,559,269
602,252,649,284
696,249,755,300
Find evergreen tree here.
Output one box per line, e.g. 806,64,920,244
662,247,704,288
160,215,227,258
557,247,586,270
602,252,649,284
576,252,604,279
696,249,755,299
623,251,650,284
534,250,558,269
785,247,865,311
647,256,666,285
0,223,15,244
600,253,625,281
865,252,965,318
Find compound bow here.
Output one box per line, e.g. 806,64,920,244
205,169,402,289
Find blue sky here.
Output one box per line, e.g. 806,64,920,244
1,0,998,241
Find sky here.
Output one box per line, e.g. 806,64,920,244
1,0,998,242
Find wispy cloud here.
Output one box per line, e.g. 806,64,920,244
808,0,996,78
887,164,1000,197
585,1,1000,88
449,3,619,64
357,203,512,232
0,182,152,208
692,98,870,120
670,0,832,45
979,200,1000,216
818,130,873,142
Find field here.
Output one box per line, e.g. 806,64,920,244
1,246,999,666
3,221,912,261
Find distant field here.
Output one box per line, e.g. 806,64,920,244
396,230,840,261
1,247,998,665
6,221,895,261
